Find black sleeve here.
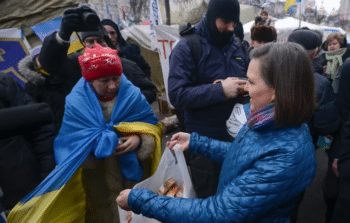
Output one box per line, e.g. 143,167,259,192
119,43,152,79
120,58,157,104
312,74,340,136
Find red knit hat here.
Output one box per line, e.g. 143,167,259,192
78,44,122,81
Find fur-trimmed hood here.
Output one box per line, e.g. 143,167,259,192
17,55,46,86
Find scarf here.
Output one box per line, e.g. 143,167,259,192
247,103,275,130
325,47,347,81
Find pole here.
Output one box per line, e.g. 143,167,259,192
298,0,302,28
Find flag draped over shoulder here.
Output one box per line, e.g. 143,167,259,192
7,75,162,223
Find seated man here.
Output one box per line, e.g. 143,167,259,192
8,44,162,223
39,6,157,109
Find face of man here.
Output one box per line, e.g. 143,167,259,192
215,18,236,33
261,14,268,21
83,36,108,48
90,75,121,98
103,25,118,46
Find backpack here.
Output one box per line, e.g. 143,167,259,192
179,22,202,66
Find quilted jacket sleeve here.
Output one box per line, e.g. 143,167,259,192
128,139,316,223
168,39,228,110
188,132,231,163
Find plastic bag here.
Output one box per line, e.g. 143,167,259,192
118,145,196,223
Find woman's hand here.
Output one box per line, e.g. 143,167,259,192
113,135,140,156
166,132,190,152
117,189,131,211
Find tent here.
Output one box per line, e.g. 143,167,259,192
243,17,346,43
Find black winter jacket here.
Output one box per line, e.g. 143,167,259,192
0,74,56,210
39,32,157,105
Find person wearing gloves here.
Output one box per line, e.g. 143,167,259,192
168,0,249,199
101,19,152,79
117,42,317,223
39,6,157,105
7,44,162,223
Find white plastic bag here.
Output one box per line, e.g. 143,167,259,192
226,103,248,137
118,145,196,223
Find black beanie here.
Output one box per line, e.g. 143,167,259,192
288,29,321,50
206,0,240,23
79,26,105,41
205,0,240,48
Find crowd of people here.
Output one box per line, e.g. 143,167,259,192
1,0,350,222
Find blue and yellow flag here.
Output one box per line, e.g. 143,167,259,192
7,75,162,222
284,0,297,12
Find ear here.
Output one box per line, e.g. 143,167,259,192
270,88,276,102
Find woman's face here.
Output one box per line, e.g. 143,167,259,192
244,59,275,112
327,38,341,51
104,25,118,46
90,75,121,98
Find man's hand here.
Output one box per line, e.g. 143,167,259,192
221,78,247,98
113,135,140,156
332,159,339,177
117,189,131,211
58,8,81,41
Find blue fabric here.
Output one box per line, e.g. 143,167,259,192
168,19,249,141
21,75,157,203
128,122,316,223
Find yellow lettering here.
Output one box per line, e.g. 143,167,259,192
0,48,5,62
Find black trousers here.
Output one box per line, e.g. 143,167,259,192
186,151,222,198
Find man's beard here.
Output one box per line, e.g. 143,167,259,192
212,31,234,49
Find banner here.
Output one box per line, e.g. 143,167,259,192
31,17,83,54
150,0,163,50
153,25,180,107
0,28,30,87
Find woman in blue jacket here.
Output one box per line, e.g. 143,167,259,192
117,42,317,222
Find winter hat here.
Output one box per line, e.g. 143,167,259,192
78,43,122,81
205,0,240,48
288,29,321,50
206,0,240,24
251,25,277,43
79,26,105,42
30,45,42,61
101,19,127,47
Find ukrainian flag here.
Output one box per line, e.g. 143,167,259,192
7,75,162,222
284,0,296,12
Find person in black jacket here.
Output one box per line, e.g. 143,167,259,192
326,58,350,223
287,29,340,223
101,19,152,79
0,73,56,211
39,7,157,107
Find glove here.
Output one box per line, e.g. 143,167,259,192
58,8,81,41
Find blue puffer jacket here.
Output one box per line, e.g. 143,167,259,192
128,123,316,223
168,18,249,140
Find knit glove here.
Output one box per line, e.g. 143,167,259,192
58,8,81,41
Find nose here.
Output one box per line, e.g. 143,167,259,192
244,83,249,92
107,80,117,90
227,22,235,32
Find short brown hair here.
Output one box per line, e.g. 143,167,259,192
251,25,277,43
324,33,345,49
250,42,316,127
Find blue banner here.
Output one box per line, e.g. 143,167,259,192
31,17,62,42
0,38,29,87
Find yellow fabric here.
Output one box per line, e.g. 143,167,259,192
114,122,163,175
284,0,296,11
68,32,84,55
37,67,50,76
7,168,86,223
7,122,162,223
